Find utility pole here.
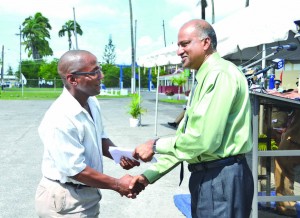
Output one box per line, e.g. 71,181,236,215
134,19,137,94
1,45,4,90
162,20,166,47
73,7,78,49
15,26,23,96
129,0,135,93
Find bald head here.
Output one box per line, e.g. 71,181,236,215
58,50,97,78
180,19,217,50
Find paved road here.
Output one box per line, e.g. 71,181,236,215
0,91,291,218
0,92,190,218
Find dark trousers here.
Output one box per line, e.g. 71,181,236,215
189,158,254,218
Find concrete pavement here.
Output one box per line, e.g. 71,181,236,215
0,91,291,218
0,91,189,218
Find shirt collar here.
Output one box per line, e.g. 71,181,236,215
195,52,221,83
61,87,86,116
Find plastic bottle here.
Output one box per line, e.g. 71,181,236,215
268,74,275,90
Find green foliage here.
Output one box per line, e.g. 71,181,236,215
171,73,187,87
39,59,59,80
101,64,150,89
21,12,53,59
258,134,278,151
160,99,187,104
103,35,116,64
128,93,146,118
18,59,44,84
58,20,83,50
101,64,120,87
171,72,188,100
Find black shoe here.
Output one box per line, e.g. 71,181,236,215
168,122,177,128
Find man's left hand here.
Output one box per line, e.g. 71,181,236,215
120,157,140,170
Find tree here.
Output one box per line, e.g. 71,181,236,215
102,35,116,64
39,59,59,80
58,20,83,50
171,73,187,100
21,12,53,59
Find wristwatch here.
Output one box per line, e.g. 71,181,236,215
152,138,159,153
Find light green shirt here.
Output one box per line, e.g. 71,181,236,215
143,52,252,183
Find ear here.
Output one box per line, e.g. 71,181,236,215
66,74,77,86
203,37,211,50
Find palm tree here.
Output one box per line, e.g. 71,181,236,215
196,0,215,24
58,20,83,50
21,12,53,59
171,73,187,100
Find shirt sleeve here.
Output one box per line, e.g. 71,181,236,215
143,153,182,184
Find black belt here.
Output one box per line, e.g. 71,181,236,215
45,177,91,189
63,182,91,189
188,154,245,172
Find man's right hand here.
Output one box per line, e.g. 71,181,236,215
129,175,149,192
132,139,155,162
116,174,145,198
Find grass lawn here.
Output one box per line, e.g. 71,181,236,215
0,87,187,105
159,99,187,104
0,87,130,100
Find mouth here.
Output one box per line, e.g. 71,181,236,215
181,56,187,64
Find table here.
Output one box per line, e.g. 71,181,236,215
250,90,300,217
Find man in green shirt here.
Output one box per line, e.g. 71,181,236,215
130,19,254,217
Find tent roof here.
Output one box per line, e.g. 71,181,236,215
137,0,300,68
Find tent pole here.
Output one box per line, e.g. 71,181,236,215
154,66,160,136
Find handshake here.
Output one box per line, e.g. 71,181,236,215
114,139,156,198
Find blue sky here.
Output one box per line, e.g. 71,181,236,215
0,0,248,72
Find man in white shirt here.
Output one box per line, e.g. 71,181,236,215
35,50,142,217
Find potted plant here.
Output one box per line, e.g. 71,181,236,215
128,93,146,127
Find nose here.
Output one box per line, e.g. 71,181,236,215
97,71,104,80
177,46,184,56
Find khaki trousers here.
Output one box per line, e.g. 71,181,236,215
35,177,101,218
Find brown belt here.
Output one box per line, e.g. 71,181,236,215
188,154,245,172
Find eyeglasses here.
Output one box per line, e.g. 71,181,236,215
71,68,102,77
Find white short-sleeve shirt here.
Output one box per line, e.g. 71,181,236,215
38,88,107,183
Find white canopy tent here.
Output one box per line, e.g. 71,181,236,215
137,0,299,68
136,0,300,137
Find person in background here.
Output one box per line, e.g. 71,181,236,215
168,90,191,128
35,50,142,217
167,106,186,128
273,79,283,92
130,19,254,217
275,109,300,216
